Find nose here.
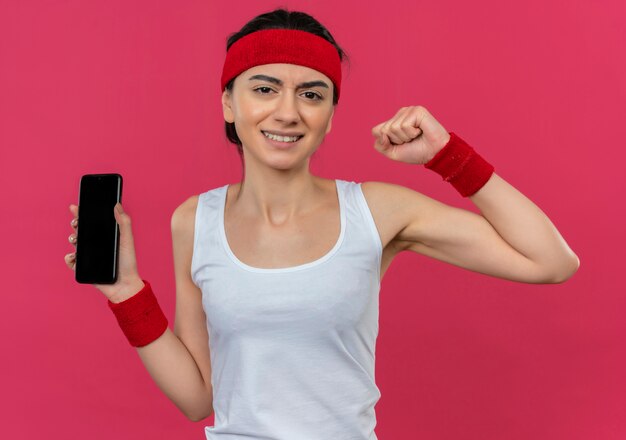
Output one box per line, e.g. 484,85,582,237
273,89,301,124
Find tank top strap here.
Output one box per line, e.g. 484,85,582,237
191,184,229,287
340,180,384,283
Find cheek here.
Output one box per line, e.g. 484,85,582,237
238,103,270,126
301,108,331,126
311,113,333,133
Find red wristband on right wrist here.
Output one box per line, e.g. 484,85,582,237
108,279,168,347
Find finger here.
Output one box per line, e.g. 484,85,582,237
389,120,414,143
70,205,79,230
382,132,393,147
381,108,411,145
372,107,407,141
65,253,76,269
396,110,422,141
380,119,404,145
383,128,404,145
390,107,419,143
373,133,388,154
376,132,392,152
69,233,77,246
371,122,384,138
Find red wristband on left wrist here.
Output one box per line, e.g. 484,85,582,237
424,131,495,197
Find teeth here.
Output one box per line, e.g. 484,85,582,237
263,131,301,143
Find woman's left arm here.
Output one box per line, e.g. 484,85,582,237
372,105,580,283
468,172,580,281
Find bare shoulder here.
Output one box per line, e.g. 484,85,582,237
171,194,200,234
170,194,200,281
359,181,414,250
359,180,446,251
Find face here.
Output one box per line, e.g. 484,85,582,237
222,63,335,168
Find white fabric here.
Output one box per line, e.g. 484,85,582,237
191,179,383,440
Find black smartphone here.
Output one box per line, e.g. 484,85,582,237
75,173,123,284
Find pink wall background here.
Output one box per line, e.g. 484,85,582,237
2,0,624,439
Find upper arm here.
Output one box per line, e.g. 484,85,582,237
371,181,547,283
171,196,213,410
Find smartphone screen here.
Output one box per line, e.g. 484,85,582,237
75,173,123,284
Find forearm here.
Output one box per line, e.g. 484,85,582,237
112,279,213,422
136,328,213,421
469,172,580,280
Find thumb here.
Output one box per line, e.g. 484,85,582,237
114,203,138,251
378,132,392,152
114,203,132,230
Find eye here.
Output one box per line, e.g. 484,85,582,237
303,91,323,101
253,87,322,101
253,86,274,95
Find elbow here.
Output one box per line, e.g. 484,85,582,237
186,407,213,423
183,400,214,422
188,413,212,423
544,254,581,284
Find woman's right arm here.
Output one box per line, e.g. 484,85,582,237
134,196,214,422
66,197,213,422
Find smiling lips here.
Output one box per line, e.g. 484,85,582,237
262,129,304,136
261,130,304,143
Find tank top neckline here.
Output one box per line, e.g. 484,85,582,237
218,179,347,273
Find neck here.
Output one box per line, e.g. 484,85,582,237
234,169,323,226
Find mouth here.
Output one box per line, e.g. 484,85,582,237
261,130,304,148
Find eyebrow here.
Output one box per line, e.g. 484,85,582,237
248,74,329,90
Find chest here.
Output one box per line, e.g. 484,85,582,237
222,183,404,281
224,204,340,270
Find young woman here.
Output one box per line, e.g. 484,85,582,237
64,7,579,440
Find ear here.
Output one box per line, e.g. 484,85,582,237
325,106,334,135
222,89,234,123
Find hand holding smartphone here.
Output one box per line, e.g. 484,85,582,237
68,173,145,302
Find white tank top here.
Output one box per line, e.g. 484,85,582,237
191,179,383,440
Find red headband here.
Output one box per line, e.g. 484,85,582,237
220,29,342,101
